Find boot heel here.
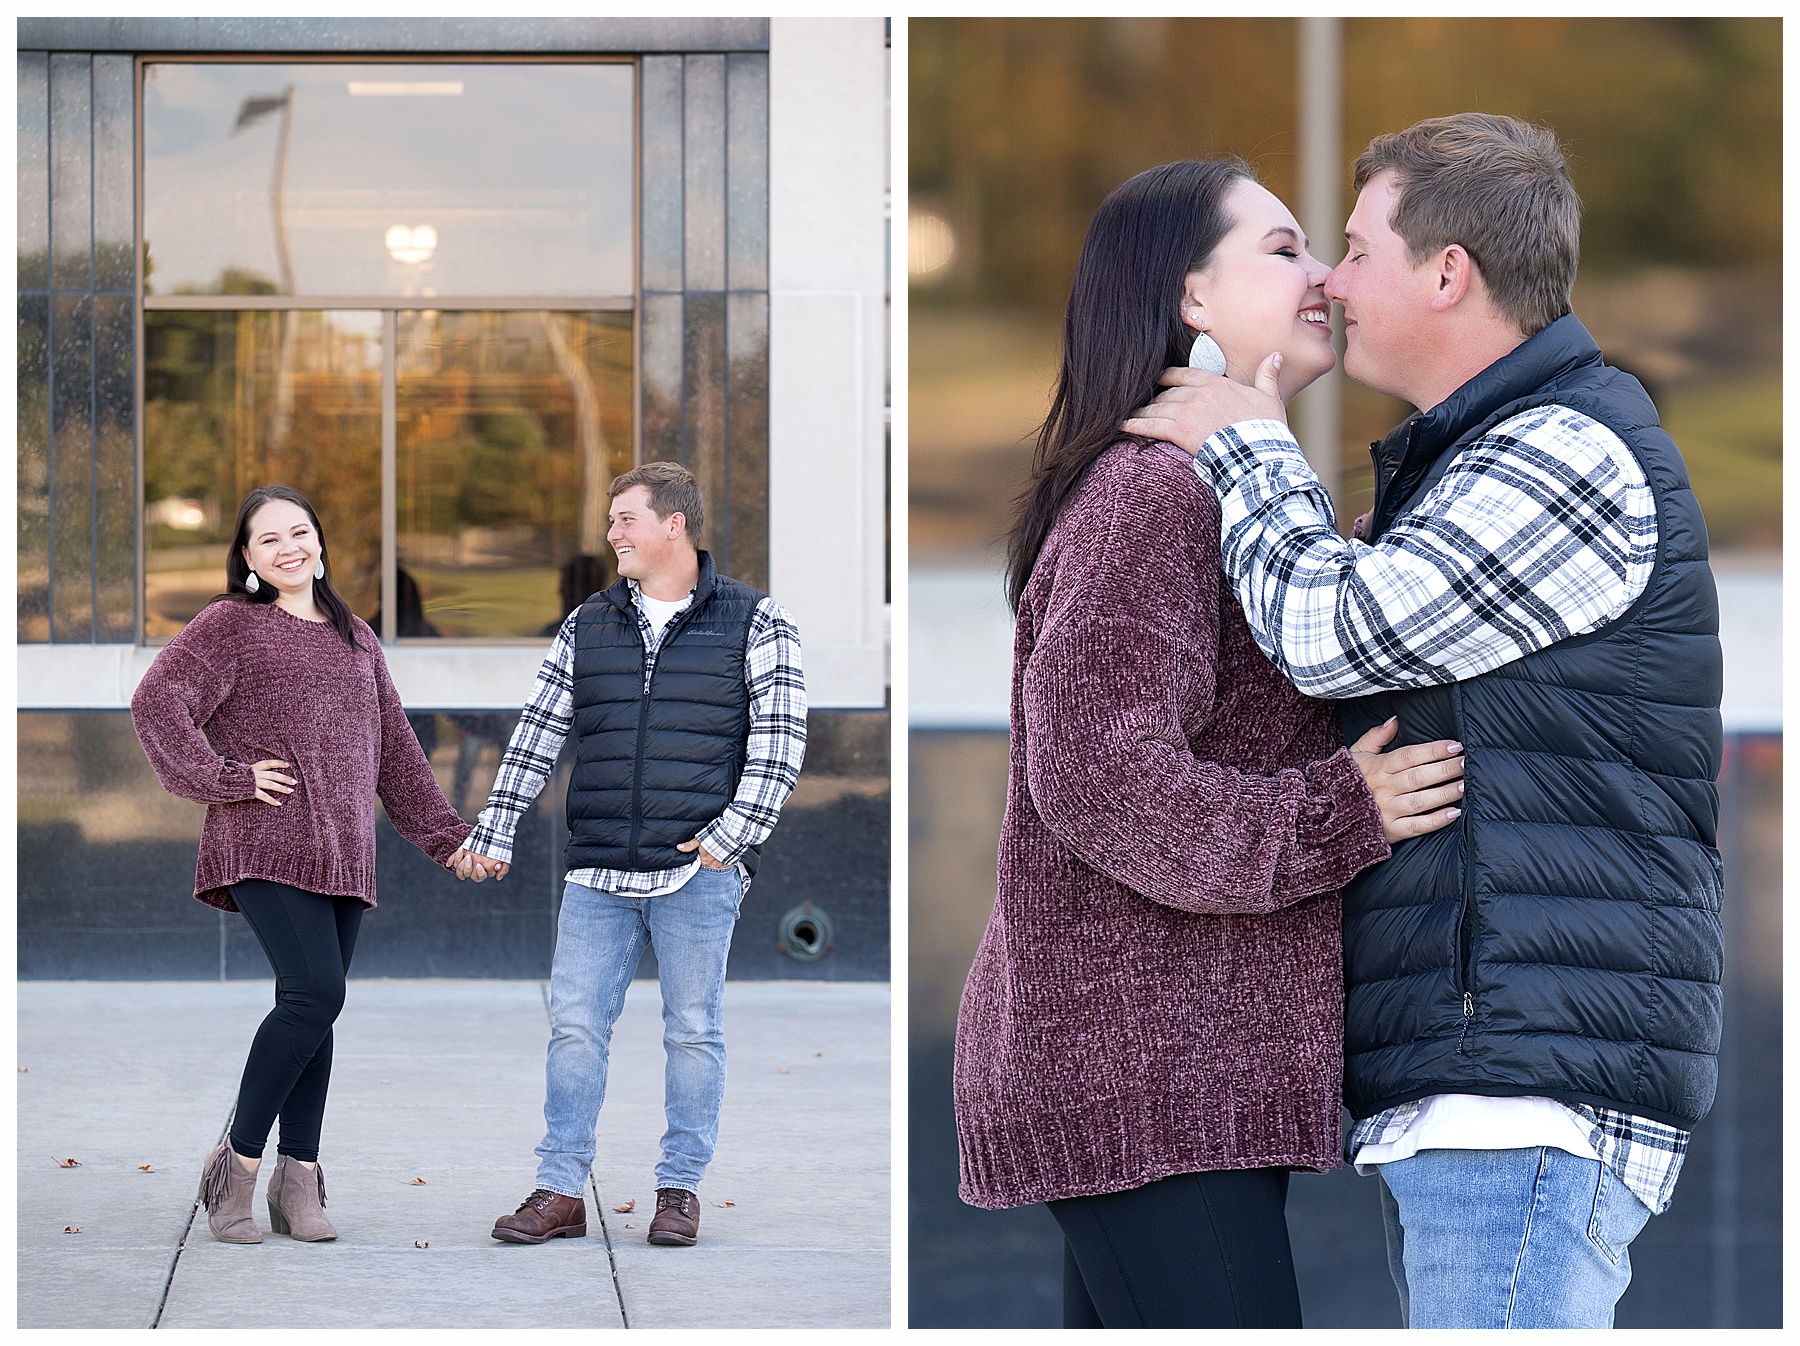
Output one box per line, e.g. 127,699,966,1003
267,1201,290,1235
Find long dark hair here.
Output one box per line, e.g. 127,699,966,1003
212,484,359,646
1003,158,1253,612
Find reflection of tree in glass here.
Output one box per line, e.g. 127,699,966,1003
910,16,1780,549
458,413,552,531
143,310,381,634
164,266,280,298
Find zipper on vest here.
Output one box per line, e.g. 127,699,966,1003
627,641,651,869
627,593,705,870
1450,680,1476,1051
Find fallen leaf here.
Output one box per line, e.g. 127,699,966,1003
63,1226,81,1233
58,1158,81,1168
715,1200,736,1208
777,1067,790,1075
410,1177,428,1185
623,1223,636,1229
381,1079,391,1085
414,1240,429,1248
18,1066,27,1072
138,1164,156,1172
812,1053,822,1059
611,1199,635,1213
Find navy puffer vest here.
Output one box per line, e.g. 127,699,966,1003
1339,315,1724,1130
566,550,764,877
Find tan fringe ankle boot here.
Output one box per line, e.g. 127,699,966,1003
266,1154,338,1241
199,1140,263,1244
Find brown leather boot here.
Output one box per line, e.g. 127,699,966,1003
492,1188,587,1244
647,1187,700,1246
266,1154,338,1241
199,1139,263,1244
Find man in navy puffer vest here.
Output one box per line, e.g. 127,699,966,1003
1128,114,1723,1328
453,462,807,1249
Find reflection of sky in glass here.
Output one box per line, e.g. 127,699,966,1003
144,63,633,297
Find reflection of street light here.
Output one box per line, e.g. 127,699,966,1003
233,86,296,293
909,206,955,279
148,498,208,530
386,224,438,264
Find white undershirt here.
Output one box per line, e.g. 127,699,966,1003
1352,1094,1601,1173
638,591,692,644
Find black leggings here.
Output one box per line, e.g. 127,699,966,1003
227,879,363,1164
1048,1168,1301,1329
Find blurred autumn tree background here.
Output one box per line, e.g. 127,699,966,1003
909,15,1780,559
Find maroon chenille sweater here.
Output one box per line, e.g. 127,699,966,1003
130,599,472,912
954,441,1393,1209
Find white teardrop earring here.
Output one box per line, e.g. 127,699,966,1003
1187,328,1228,376
314,559,325,580
244,570,260,593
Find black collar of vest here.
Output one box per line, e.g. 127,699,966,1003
594,548,718,616
1373,313,1605,532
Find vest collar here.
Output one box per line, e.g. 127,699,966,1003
1374,313,1604,528
599,548,718,615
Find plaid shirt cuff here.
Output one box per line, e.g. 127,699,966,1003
464,820,514,867
1193,418,1330,522
694,819,745,866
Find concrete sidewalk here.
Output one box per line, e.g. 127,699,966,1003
19,980,890,1329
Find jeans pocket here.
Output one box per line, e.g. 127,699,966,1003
1585,1162,1650,1266
695,861,745,913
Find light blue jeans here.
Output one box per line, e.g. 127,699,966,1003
534,865,744,1199
1377,1147,1654,1328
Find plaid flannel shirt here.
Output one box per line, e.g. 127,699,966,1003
1192,406,1684,1215
463,580,806,897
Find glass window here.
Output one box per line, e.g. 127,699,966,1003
142,62,633,298
396,310,633,639
143,310,383,638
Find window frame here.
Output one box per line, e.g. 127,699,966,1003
133,52,644,646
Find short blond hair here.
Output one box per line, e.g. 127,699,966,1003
609,460,703,540
1354,112,1579,336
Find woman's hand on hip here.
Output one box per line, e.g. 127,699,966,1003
1350,718,1465,843
251,759,296,807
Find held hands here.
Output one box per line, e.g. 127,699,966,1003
251,759,296,807
447,847,509,883
1350,717,1466,844
1121,351,1287,455
677,837,728,869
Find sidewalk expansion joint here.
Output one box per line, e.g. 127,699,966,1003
590,1169,631,1328
150,1110,232,1328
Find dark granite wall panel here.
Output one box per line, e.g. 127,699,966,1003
20,708,889,982
908,728,1781,1329
640,49,769,591
20,48,136,644
19,52,49,291
19,294,52,639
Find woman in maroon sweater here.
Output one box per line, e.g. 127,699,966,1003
132,485,480,1246
953,160,1467,1328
